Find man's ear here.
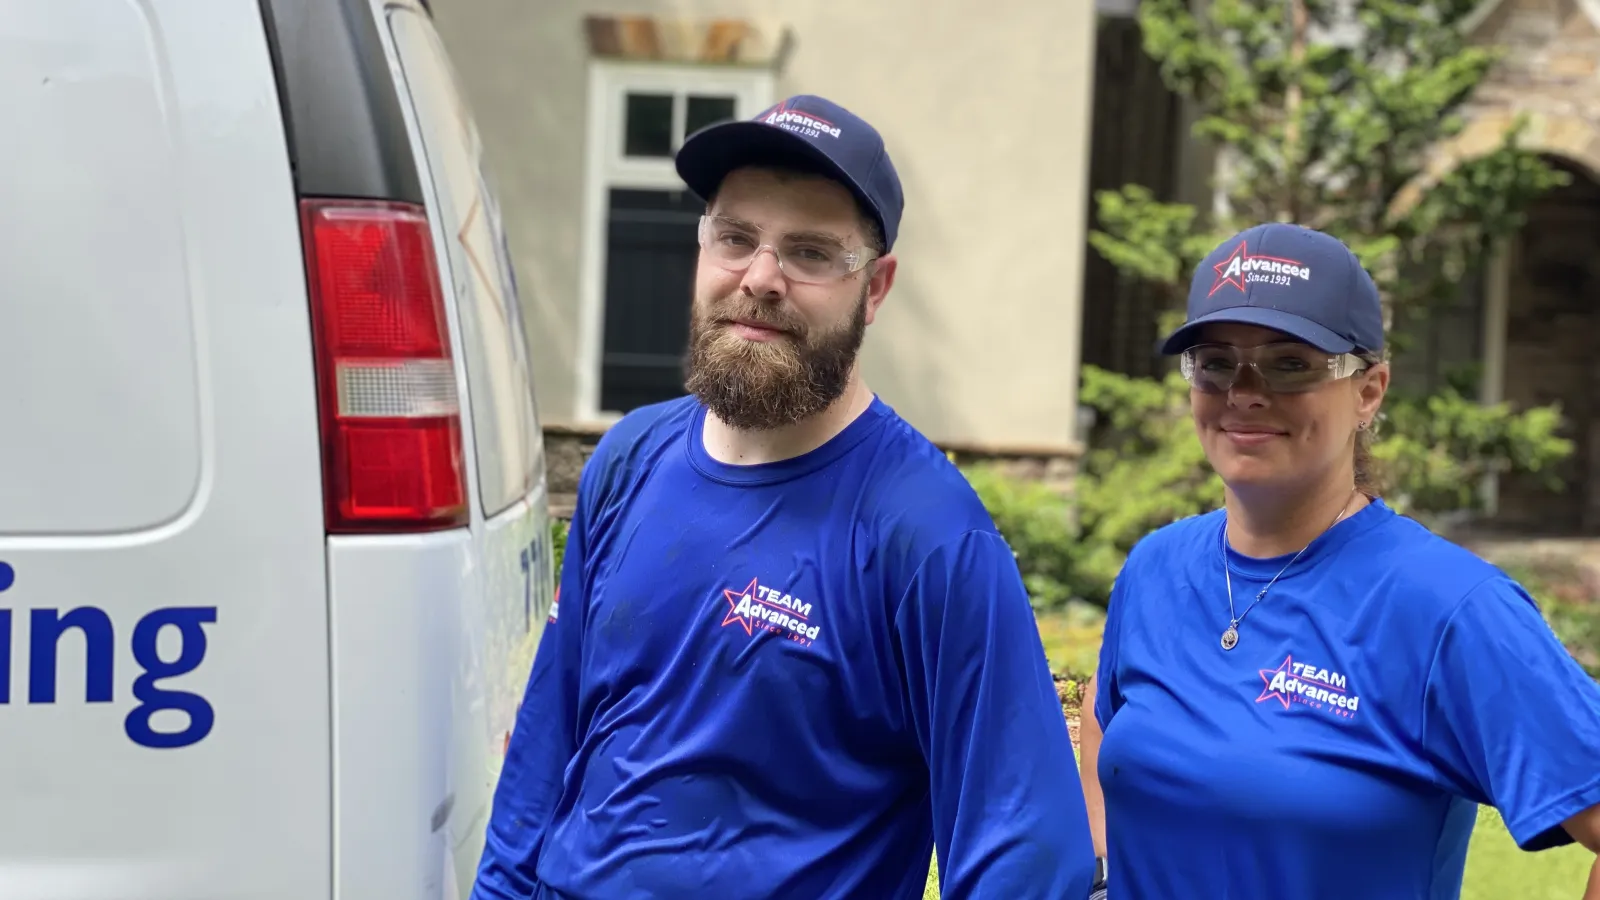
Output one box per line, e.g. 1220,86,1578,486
863,255,897,326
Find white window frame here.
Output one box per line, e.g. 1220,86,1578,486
574,61,775,423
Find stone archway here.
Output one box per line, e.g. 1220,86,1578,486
1381,1,1600,534
1492,157,1600,533
1402,143,1600,535
1390,0,1600,219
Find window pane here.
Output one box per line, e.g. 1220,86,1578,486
600,188,701,413
623,92,674,157
685,95,737,137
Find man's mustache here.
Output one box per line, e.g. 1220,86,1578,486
703,297,806,337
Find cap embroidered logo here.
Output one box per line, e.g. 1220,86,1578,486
762,104,843,140
1209,241,1313,297
674,92,905,250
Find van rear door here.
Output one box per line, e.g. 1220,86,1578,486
0,2,331,897
371,2,558,888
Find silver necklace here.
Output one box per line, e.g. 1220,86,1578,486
1219,489,1358,651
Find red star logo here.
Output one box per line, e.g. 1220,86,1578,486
722,577,760,636
1256,654,1297,710
1208,241,1305,297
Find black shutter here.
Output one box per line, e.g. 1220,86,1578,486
1079,15,1183,378
599,188,704,412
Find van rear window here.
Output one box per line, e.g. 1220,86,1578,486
387,10,545,518
0,10,202,533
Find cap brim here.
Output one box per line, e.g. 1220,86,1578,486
1158,306,1357,355
675,120,882,235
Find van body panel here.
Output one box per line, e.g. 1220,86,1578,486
330,3,554,897
0,1,332,897
0,1,550,896
0,0,202,535
326,532,473,900
325,500,547,900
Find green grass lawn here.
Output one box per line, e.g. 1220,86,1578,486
916,610,1594,897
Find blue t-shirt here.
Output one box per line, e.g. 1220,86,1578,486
1095,498,1600,899
472,396,1096,900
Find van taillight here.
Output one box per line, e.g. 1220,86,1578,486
300,199,467,533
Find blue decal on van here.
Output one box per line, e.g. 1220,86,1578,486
30,607,115,703
0,566,217,750
127,607,217,749
0,562,14,592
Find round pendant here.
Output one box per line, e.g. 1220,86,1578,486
1220,627,1239,650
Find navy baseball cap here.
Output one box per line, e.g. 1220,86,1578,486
1159,223,1385,356
674,94,905,251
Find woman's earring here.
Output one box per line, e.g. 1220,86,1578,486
1357,420,1369,431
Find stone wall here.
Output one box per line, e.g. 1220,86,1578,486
539,422,1081,519
1493,169,1600,532
1387,1,1600,536
1466,0,1600,131
1464,1,1600,533
1393,1,1600,213
541,422,609,519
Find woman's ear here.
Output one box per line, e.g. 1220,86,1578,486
1356,362,1390,427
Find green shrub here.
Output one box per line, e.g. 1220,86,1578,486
1372,388,1573,522
962,465,1080,610
1069,366,1225,602
550,516,569,579
1544,595,1600,679
1499,560,1600,678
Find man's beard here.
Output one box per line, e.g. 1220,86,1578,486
682,285,868,431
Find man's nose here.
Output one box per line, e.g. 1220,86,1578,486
739,247,787,299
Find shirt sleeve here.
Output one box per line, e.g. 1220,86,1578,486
470,492,593,898
893,529,1097,900
1421,575,1600,851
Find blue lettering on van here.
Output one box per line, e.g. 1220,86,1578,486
127,607,217,749
0,564,217,750
30,607,115,703
519,534,553,633
519,540,538,632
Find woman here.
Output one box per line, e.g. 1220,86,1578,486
1079,222,1600,899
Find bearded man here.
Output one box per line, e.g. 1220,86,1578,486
470,94,1096,900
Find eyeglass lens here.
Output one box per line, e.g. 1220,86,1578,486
1186,343,1342,394
700,217,861,283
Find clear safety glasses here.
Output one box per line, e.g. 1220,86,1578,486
1180,342,1370,394
697,215,877,285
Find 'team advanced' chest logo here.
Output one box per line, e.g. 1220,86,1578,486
1257,654,1361,720
1208,241,1313,296
720,578,821,647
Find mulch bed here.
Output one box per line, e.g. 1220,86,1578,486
1054,673,1086,748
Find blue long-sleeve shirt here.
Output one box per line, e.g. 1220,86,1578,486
471,396,1096,900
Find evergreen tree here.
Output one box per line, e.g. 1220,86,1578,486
1092,0,1563,317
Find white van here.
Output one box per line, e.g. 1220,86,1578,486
0,1,555,897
